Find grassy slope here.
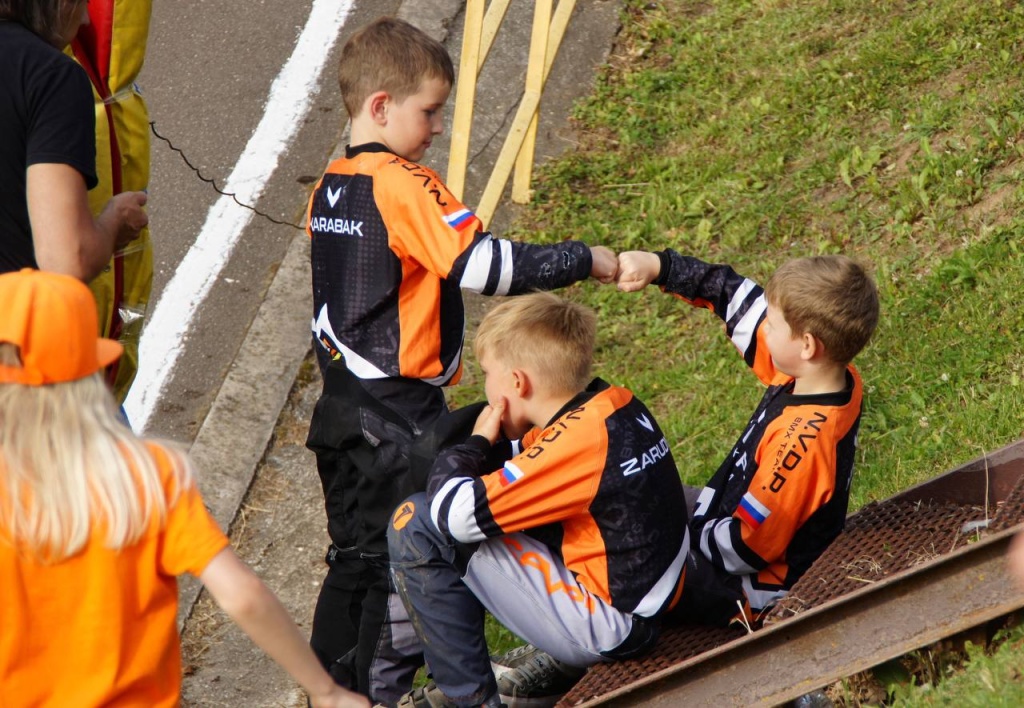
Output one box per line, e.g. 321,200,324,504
461,0,1024,702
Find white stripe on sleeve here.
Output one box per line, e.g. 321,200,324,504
458,237,496,292
710,517,759,574
430,477,486,543
730,292,766,356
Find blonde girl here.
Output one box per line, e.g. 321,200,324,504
0,269,368,708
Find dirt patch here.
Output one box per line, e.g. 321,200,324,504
180,354,327,707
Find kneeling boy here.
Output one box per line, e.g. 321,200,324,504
388,293,690,707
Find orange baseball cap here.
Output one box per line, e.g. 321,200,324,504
0,269,123,385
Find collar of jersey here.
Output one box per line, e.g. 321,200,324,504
345,142,394,159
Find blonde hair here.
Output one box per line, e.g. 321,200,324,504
764,255,880,365
474,292,596,396
338,16,454,118
0,344,193,562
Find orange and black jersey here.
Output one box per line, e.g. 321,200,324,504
654,251,863,611
426,379,690,617
307,143,593,383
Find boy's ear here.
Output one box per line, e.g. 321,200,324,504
800,331,821,361
367,91,390,124
511,368,531,399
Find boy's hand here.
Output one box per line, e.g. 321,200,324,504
616,251,661,292
473,399,506,445
589,246,618,284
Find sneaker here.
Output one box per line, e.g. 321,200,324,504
489,642,543,679
395,682,506,708
492,645,587,708
396,683,455,708
792,690,834,708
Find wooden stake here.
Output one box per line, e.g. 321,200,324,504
512,0,552,204
446,0,485,201
477,0,577,228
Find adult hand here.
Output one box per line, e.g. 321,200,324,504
102,191,149,251
616,251,661,292
473,399,506,445
589,245,618,284
1008,531,1024,591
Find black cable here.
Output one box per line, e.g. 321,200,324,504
468,93,521,167
152,94,521,230
148,121,304,230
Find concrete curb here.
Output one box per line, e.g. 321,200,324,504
178,228,314,625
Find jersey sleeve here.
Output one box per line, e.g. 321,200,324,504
428,413,602,544
148,445,229,578
694,408,840,575
376,162,593,296
657,250,776,384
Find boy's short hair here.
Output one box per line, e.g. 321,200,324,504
338,16,455,118
474,292,596,396
765,255,879,366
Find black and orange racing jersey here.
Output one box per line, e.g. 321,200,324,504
426,379,690,617
655,250,863,612
306,143,593,383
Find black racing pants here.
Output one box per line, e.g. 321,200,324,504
667,485,748,628
306,360,446,705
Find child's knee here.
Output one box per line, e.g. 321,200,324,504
387,492,434,564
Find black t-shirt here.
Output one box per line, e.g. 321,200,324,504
0,21,97,273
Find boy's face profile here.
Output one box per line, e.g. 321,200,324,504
377,77,451,162
478,350,531,440
763,303,807,377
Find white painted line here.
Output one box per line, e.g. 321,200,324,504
124,0,355,431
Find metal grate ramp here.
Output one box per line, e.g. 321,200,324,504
559,439,1024,706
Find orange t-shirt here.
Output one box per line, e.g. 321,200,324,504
0,443,229,707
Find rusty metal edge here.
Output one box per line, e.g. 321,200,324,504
890,438,1024,508
577,523,1024,707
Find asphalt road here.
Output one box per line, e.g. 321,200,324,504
132,0,406,442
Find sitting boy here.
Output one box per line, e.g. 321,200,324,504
615,250,879,625
387,292,690,708
304,16,617,705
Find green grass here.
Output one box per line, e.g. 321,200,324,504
454,0,1024,700
886,625,1024,706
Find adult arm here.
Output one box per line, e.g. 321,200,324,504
27,162,147,281
199,547,370,708
1009,531,1024,591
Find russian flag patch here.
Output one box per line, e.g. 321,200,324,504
443,208,475,231
736,492,771,529
500,461,525,487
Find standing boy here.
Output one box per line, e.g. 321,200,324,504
388,293,690,708
615,250,879,625
304,17,616,705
